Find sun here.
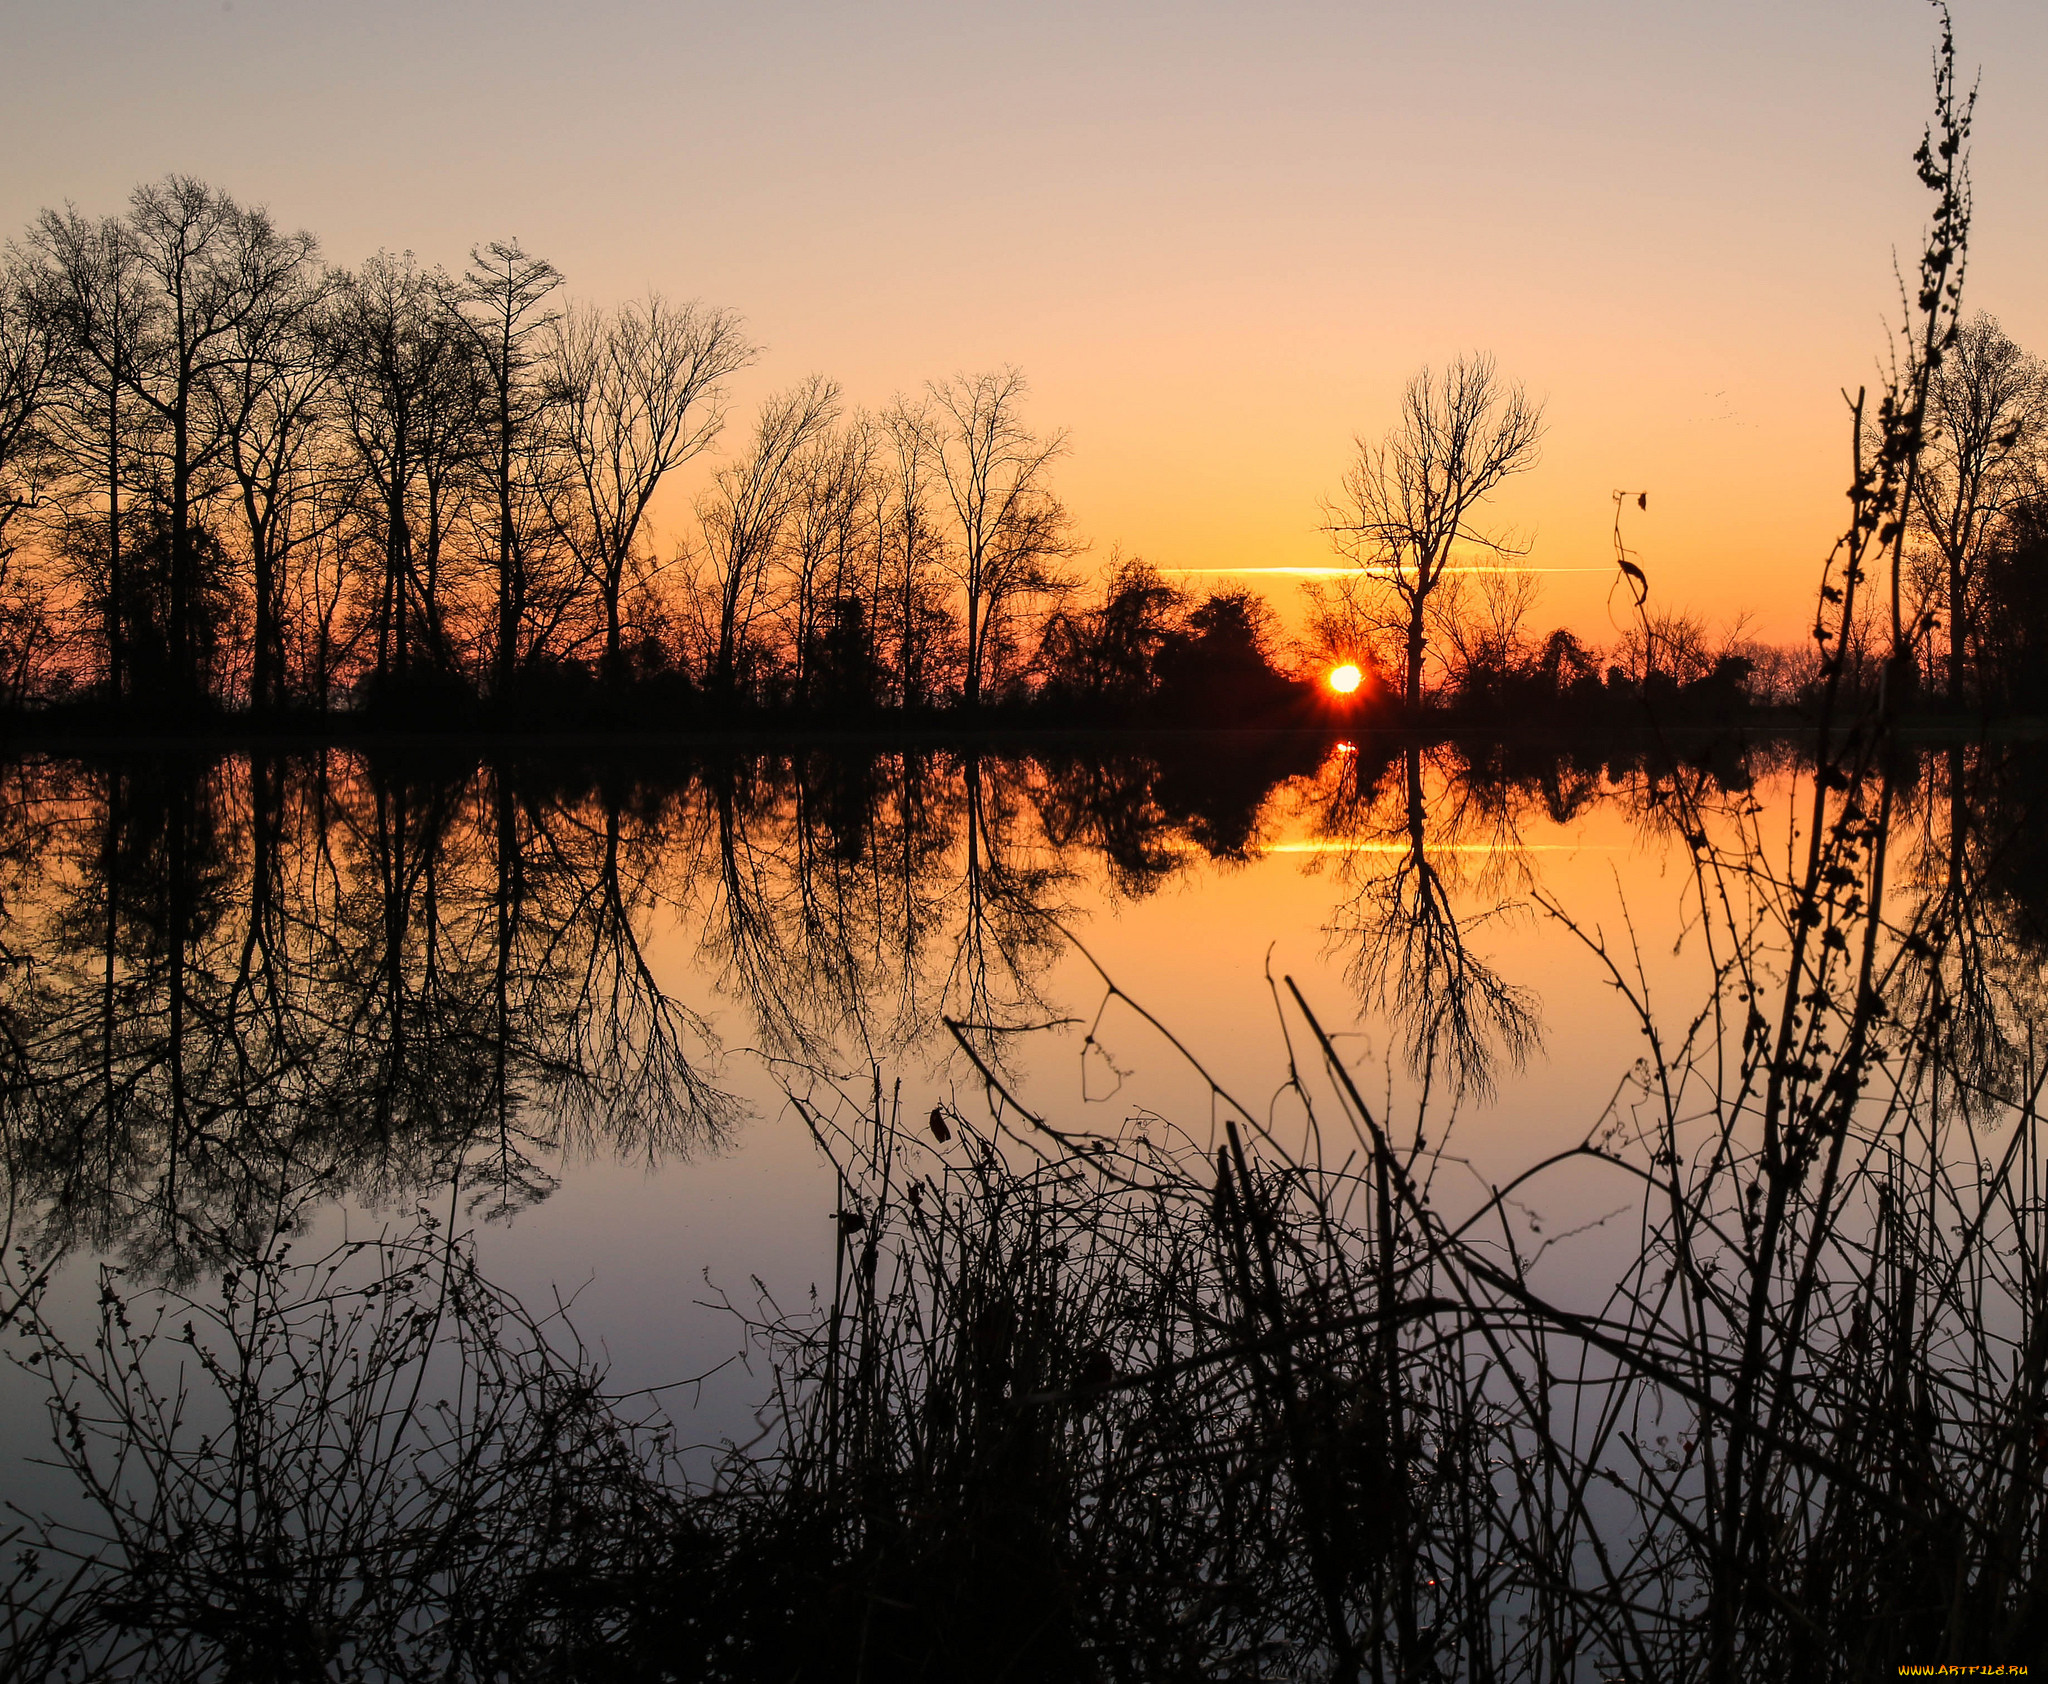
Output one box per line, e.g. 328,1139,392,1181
1327,663,1364,695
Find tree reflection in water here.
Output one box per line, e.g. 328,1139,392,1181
0,741,1324,1275
0,735,2044,1677
1306,739,1541,1105
0,752,745,1273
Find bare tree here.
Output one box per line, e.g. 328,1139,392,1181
281,462,369,711
119,178,320,704
332,252,481,690
1324,354,1545,711
696,376,840,699
920,369,1072,707
0,258,60,701
544,294,753,684
0,254,57,565
208,256,336,710
1911,311,2048,702
449,241,563,698
784,412,882,702
25,207,153,693
879,397,955,707
1616,605,1718,691
1434,567,1540,701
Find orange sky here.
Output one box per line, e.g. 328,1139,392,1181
4,0,2045,645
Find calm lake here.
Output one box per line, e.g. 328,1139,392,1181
1,732,2040,1678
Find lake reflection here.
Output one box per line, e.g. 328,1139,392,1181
0,735,1761,1263
2,733,2045,1678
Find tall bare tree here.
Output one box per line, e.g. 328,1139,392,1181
0,253,58,571
543,295,753,684
880,397,954,708
332,252,481,690
696,376,839,699
119,178,320,703
26,208,152,693
0,257,60,701
1911,311,2048,702
920,369,1072,708
785,412,881,702
450,241,562,698
209,256,335,710
1324,353,1545,711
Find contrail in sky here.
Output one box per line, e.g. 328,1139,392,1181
1160,565,1621,577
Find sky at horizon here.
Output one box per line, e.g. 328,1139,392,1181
4,0,2045,646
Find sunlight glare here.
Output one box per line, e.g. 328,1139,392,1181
1327,663,1363,695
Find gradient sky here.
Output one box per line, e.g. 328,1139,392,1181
4,0,2045,643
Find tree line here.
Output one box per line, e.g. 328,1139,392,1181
7,179,2045,728
0,178,1302,720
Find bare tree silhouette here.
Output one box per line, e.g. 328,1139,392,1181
1323,353,1544,711
919,369,1074,708
544,294,754,685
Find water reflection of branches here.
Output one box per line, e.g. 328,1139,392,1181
3,731,2047,1674
1309,739,1540,1103
682,750,1065,1066
0,755,738,1270
1891,742,2046,1126
0,742,1340,1278
502,777,739,1198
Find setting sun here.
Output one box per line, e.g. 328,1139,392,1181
1327,663,1363,695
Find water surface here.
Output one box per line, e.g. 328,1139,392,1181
3,733,2041,1676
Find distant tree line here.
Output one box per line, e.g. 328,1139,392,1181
6,179,2044,728
0,177,1319,723
1310,334,2048,720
